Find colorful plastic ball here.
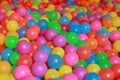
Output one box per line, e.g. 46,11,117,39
61,24,69,32
48,54,62,69
86,56,98,64
106,49,118,56
31,62,47,77
90,20,102,32
48,11,58,20
0,74,10,80
17,7,27,16
84,72,100,80
76,12,85,20
103,42,112,51
78,34,88,40
69,24,81,35
113,16,120,27
17,55,33,67
45,69,60,80
99,68,114,80
59,16,70,24
80,22,91,34
73,66,87,80
6,20,18,31
1,48,13,61
37,19,48,30
96,52,108,61
36,36,47,45
21,76,36,80
6,31,19,38
53,35,66,47
58,65,72,77
74,60,88,68
63,73,78,80
32,11,40,19
110,30,120,42
39,45,51,56
14,65,31,80
25,14,33,21
109,55,120,65
5,35,19,49
65,44,77,53
27,19,37,27
64,53,78,66
0,33,5,45
77,46,90,60
88,31,97,38
87,64,100,73
102,17,113,28
18,28,27,38
16,40,31,55
113,40,120,52
98,30,110,38
69,21,79,28
0,61,11,74
98,59,111,69
10,13,21,22
66,32,78,44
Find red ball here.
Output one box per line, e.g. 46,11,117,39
0,27,7,35
30,41,40,53
71,11,78,20
0,6,7,14
61,24,69,31
88,31,97,38
94,47,105,54
10,13,21,22
1,16,10,27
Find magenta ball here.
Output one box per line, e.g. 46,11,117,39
33,50,48,63
110,31,120,42
14,65,31,80
45,29,57,40
36,36,47,45
103,43,112,51
64,53,78,66
78,34,88,40
17,7,27,16
109,55,120,65
65,44,77,53
21,76,36,80
53,35,66,47
90,20,102,31
63,73,78,80
94,12,102,19
73,66,87,80
25,14,33,21
16,40,31,55
88,15,96,22
31,62,47,77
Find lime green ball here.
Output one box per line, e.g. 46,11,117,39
96,52,108,61
32,11,40,19
115,4,120,9
74,60,88,68
33,1,39,6
48,11,58,20
5,36,19,49
75,40,88,48
5,6,11,11
98,59,111,69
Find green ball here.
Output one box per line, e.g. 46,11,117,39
48,11,58,20
96,52,108,61
32,11,40,19
5,36,18,49
75,40,88,48
60,31,68,37
10,51,20,65
115,4,120,9
74,60,88,68
98,59,111,69
66,32,78,44
5,6,11,11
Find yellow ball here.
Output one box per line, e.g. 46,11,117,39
9,74,15,80
40,15,49,22
45,69,60,80
0,74,10,80
6,31,19,38
52,47,65,58
87,64,100,73
113,40,120,52
64,12,72,20
113,17,120,27
0,33,5,45
110,11,118,17
19,38,30,42
47,4,55,10
58,65,72,77
108,27,117,32
6,20,19,31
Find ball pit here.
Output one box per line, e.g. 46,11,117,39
0,0,120,80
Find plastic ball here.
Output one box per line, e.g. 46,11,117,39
0,61,11,74
31,62,47,77
10,13,21,22
61,24,69,32
17,7,27,16
27,19,37,27
84,72,100,80
80,22,91,34
73,66,87,80
65,44,77,53
106,49,118,56
90,20,102,31
5,35,18,49
36,36,47,45
69,24,81,35
87,64,100,73
96,52,108,61
0,33,5,45
48,11,58,20
21,76,36,80
48,54,62,69
78,34,88,40
74,60,88,68
37,19,48,30
113,17,120,27
53,35,66,47
88,31,97,38
98,59,111,69
14,65,31,80
64,53,78,66
109,55,120,65
18,28,27,38
63,73,78,80
59,16,70,24
98,30,110,38
32,11,40,19
110,30,120,42
6,31,19,38
113,40,120,52
39,45,51,56
6,20,18,31
76,12,85,20
16,40,31,55
102,17,113,28
45,69,60,80
25,14,33,21
0,74,10,80
86,56,98,64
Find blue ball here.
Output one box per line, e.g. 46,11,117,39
39,45,51,56
69,21,79,28
85,72,101,80
37,19,48,30
59,16,70,25
48,54,63,69
98,30,110,38
76,12,85,20
1,48,13,61
80,22,91,34
27,19,37,27
70,25,81,35
18,28,27,38
27,9,32,14
86,56,98,64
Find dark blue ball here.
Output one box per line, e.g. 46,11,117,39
59,16,70,25
37,19,48,30
18,27,27,38
27,19,37,27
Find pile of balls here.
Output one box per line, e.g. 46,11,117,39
0,0,120,80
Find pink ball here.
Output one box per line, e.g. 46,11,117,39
10,13,21,22
64,53,78,66
14,65,31,80
16,40,31,55
103,42,112,51
110,30,120,42
73,66,87,80
36,36,47,45
21,76,36,80
17,7,27,16
63,73,78,80
78,34,88,40
90,20,102,31
31,62,47,77
45,29,57,40
33,50,48,63
65,44,77,53
109,55,120,65
25,14,33,21
53,35,66,47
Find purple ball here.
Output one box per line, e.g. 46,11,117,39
88,15,96,22
45,29,57,40
36,36,47,45
73,66,87,80
53,35,66,47
65,44,77,53
94,12,102,19
33,50,48,63
16,40,31,55
31,62,47,77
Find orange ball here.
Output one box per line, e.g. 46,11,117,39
0,61,12,74
107,2,114,9
106,49,118,56
102,17,113,28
